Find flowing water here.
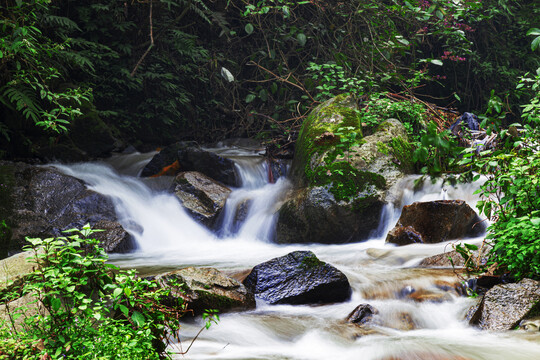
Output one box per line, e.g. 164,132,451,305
52,147,540,360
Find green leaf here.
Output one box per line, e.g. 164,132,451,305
297,33,307,47
526,28,540,36
245,23,254,35
124,287,132,297
430,59,443,66
131,311,146,326
113,288,122,298
51,297,62,312
245,94,256,103
531,218,540,226
531,36,540,51
118,304,129,317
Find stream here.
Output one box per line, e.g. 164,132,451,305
52,146,540,360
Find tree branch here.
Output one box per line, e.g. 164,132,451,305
131,0,154,77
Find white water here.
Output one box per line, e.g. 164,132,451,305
52,150,540,360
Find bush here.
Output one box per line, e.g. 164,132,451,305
0,225,199,359
458,68,540,281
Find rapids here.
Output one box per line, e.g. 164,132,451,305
52,147,540,360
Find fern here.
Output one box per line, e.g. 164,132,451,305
1,85,41,123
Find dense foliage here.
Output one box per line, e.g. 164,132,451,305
461,68,540,281
0,0,538,159
0,225,208,359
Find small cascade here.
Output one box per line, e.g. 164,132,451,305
218,156,290,242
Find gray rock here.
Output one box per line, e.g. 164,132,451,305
243,251,351,305
154,267,255,315
0,161,133,258
468,278,540,331
171,171,231,228
386,200,485,246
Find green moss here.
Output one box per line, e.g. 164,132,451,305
389,136,415,171
294,96,377,201
194,290,238,309
299,254,323,270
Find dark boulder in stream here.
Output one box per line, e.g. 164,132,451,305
386,200,485,245
140,141,239,186
154,267,255,315
171,171,231,228
243,251,351,305
468,278,540,331
0,161,133,258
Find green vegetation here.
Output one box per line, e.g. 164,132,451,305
1,0,538,160
0,225,217,359
457,67,540,281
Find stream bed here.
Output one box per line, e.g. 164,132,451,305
53,147,540,360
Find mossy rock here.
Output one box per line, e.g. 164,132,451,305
290,94,363,188
276,97,412,244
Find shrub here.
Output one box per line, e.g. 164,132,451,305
0,225,206,359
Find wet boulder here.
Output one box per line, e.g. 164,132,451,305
276,95,412,244
171,171,232,228
386,200,485,246
140,141,239,186
0,161,133,257
243,250,351,305
468,278,540,331
276,186,383,244
154,267,255,315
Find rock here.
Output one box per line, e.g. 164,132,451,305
0,161,134,257
243,251,351,305
0,250,48,331
346,304,379,325
171,171,231,228
140,141,239,186
519,317,540,332
92,220,135,253
267,158,288,183
276,186,384,244
154,267,255,315
419,244,491,268
419,251,466,267
386,200,485,246
406,288,453,303
392,312,416,331
276,95,412,244
468,278,540,331
0,250,39,292
386,226,424,246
